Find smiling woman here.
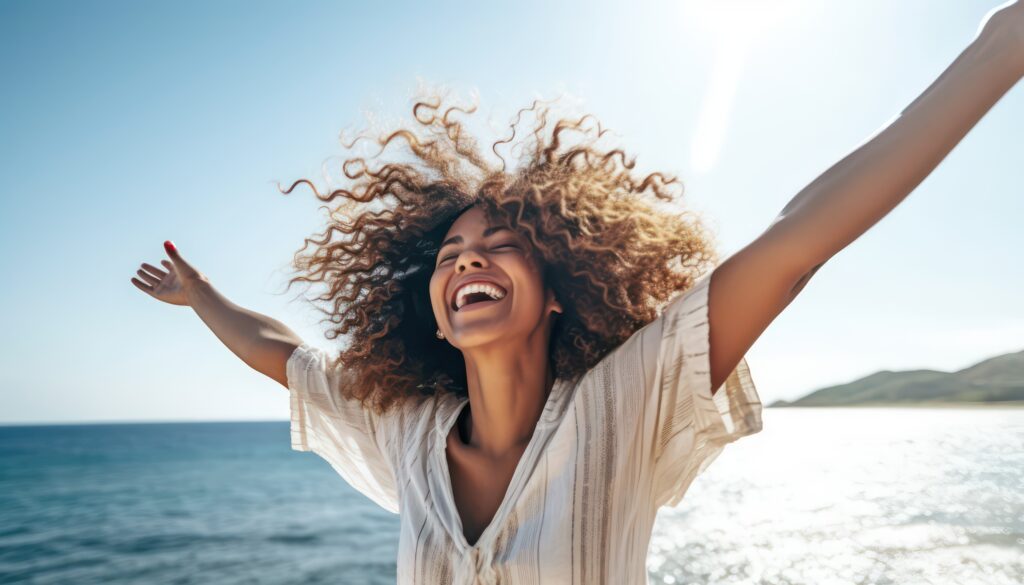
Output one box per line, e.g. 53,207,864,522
128,0,1024,581
270,87,765,583
279,90,720,414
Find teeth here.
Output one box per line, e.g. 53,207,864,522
455,283,507,310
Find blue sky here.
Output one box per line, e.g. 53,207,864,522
1,0,1020,423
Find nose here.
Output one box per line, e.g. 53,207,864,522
455,248,489,272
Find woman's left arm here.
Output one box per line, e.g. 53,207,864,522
706,3,1023,392
769,3,1023,279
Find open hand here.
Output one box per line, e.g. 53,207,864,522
130,240,208,306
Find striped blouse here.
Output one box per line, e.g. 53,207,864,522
287,265,764,584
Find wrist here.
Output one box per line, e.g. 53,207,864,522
183,275,213,304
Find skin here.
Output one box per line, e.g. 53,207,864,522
428,205,563,545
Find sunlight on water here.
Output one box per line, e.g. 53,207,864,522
1,410,1021,583
647,408,1024,585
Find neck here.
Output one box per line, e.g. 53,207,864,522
457,322,555,458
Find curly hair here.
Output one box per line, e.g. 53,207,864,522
280,88,720,417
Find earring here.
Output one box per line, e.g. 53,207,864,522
436,329,445,339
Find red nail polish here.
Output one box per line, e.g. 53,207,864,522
164,240,177,253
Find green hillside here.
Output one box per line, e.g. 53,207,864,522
768,348,1024,407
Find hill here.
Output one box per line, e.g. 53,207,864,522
767,348,1024,407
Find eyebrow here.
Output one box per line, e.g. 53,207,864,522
439,225,512,250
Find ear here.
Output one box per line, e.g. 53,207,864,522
546,287,563,315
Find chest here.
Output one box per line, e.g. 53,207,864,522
393,381,656,583
395,417,654,585
444,438,528,546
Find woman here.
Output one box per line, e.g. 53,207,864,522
131,4,1023,582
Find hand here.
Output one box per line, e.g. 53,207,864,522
130,240,209,306
978,0,1024,75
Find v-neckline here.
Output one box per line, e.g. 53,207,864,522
431,377,569,553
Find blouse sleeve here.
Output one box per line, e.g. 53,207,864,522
648,266,764,509
287,342,401,514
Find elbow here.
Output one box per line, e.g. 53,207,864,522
790,260,827,298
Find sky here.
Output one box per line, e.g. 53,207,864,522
1,0,1021,424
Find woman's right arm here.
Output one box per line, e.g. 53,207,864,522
133,243,404,514
131,240,303,389
184,276,303,389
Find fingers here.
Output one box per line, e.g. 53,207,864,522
163,240,198,277
141,262,167,278
130,276,154,294
136,268,160,287
133,259,171,293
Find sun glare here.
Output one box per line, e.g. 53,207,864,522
681,0,807,173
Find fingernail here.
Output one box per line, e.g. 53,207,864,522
164,240,177,254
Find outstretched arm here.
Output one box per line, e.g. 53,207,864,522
131,241,304,388
706,3,1024,393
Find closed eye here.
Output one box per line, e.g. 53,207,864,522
438,244,519,264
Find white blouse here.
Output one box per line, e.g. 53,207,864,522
287,266,763,584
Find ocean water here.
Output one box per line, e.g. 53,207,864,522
1,408,1021,584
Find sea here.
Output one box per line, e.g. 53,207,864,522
1,408,1021,584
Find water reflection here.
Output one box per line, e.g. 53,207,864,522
648,408,1024,585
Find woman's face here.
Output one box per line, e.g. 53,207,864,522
429,205,562,349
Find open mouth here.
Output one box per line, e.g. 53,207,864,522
454,295,505,313
451,282,508,312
